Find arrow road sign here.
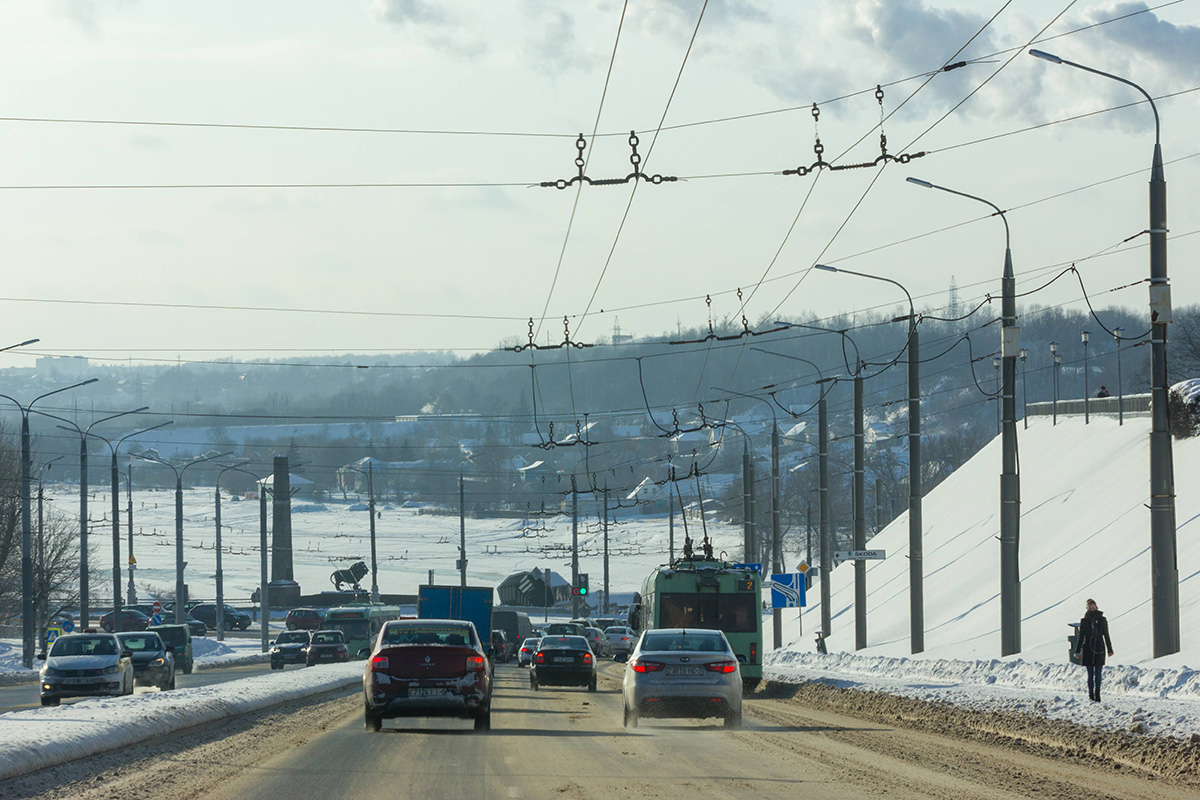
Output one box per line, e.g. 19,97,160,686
767,573,806,608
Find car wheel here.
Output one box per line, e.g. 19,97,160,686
474,708,491,731
287,623,296,631
588,677,597,692
623,702,637,729
724,709,742,728
125,674,134,696
182,663,192,675
41,696,59,707
365,708,382,732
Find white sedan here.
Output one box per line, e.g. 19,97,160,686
39,633,135,706
622,628,742,729
604,626,636,655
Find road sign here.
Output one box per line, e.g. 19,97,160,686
797,561,809,574
768,573,806,608
129,555,136,566
45,626,64,647
732,563,762,574
152,600,162,614
834,550,886,561
150,613,163,626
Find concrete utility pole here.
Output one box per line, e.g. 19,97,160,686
853,369,867,651
571,476,580,619
906,177,1021,655
1031,48,1178,655
819,393,831,638
603,485,610,615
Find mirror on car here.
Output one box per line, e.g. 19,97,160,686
35,652,46,660
613,653,629,663
165,645,175,652
121,650,134,659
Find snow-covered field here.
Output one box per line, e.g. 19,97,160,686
2,412,1198,783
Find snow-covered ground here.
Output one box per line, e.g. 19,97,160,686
0,661,361,781
3,412,1198,782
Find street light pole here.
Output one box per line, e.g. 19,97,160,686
1019,349,1029,430
1051,343,1061,424
715,388,781,650
215,460,252,640
993,357,1001,436
458,454,476,589
1082,330,1091,423
1113,328,1125,425
137,451,232,623
906,176,1022,655
1031,47,1178,657
815,264,923,653
0,374,96,667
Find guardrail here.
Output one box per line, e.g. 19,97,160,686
1026,392,1150,418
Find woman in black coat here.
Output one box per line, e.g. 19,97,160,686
1073,598,1114,702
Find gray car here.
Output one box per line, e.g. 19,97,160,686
621,628,742,729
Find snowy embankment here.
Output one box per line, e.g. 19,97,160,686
0,662,362,781
767,644,1200,741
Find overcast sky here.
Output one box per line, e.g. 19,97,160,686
0,0,1197,366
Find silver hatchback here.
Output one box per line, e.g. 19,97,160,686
621,628,742,728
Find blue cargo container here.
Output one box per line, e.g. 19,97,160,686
417,585,494,655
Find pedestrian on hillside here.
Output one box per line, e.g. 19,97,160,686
1096,386,1111,398
1073,598,1114,702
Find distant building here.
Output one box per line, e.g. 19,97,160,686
35,355,89,377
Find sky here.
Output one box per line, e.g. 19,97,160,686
0,0,1198,366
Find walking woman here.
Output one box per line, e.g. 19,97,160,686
1073,598,1114,702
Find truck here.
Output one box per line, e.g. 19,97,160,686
417,585,494,656
491,608,534,650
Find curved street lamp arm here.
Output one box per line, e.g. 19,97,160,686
117,420,173,450
86,406,150,435
31,378,99,410
815,265,914,322
905,178,1009,250
1029,50,1159,144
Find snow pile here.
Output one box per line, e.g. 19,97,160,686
0,662,362,781
766,650,1200,741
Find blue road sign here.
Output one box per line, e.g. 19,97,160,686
150,613,163,626
732,563,763,574
769,573,806,608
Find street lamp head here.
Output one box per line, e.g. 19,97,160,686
813,264,837,273
1081,330,1090,345
1049,341,1058,355
1113,327,1124,339
1019,348,1028,361
992,357,1000,370
1028,49,1063,64
905,177,934,189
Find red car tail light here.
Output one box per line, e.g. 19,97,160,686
629,659,664,673
704,660,738,674
370,656,389,671
535,652,545,664
466,655,486,671
750,642,758,664
582,652,593,665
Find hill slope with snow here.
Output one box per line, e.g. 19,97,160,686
809,414,1198,669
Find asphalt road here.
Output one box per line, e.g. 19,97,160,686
0,658,279,714
183,662,1190,800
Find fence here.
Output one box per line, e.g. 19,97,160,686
1026,392,1150,419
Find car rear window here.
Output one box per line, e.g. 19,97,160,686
640,632,728,653
381,623,475,647
117,634,161,651
276,632,310,644
539,636,587,650
311,632,344,644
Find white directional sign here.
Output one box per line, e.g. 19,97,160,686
834,550,886,561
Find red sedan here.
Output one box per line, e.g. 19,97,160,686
363,619,492,732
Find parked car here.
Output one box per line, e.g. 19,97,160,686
604,626,636,655
190,603,252,631
363,619,492,732
531,635,596,692
271,630,311,669
123,603,157,618
182,616,208,638
304,630,350,665
285,607,324,631
99,608,150,633
584,626,611,657
489,629,513,663
622,628,742,729
116,631,175,690
517,637,540,667
148,623,193,674
38,633,134,706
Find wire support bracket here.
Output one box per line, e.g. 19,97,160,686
539,132,678,189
